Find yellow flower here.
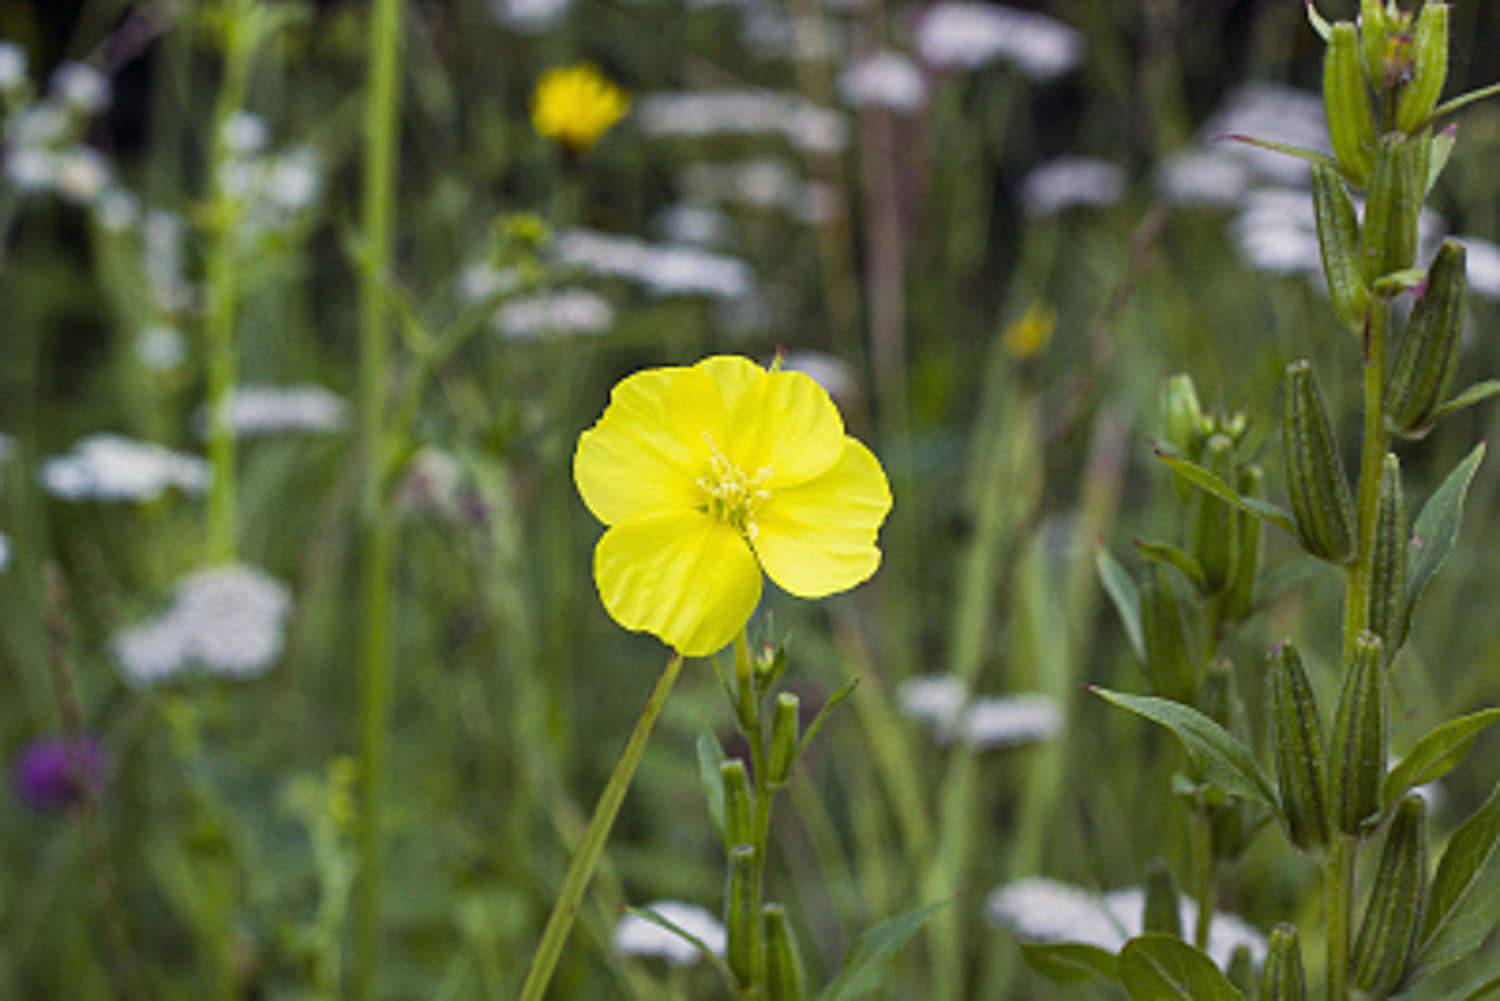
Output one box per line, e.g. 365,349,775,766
531,63,630,153
1002,300,1057,360
574,356,892,656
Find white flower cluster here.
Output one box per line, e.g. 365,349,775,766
637,90,848,155
553,228,755,300
739,9,847,64
51,62,111,115
986,877,1268,968
42,434,209,502
143,210,194,313
839,51,928,113
915,4,1084,81
495,289,615,340
487,0,573,34
136,325,187,372
113,565,292,686
458,261,523,303
653,203,733,248
219,119,324,234
212,384,350,438
680,159,836,226
1457,236,1500,302
896,673,1063,750
1230,187,1445,280
613,901,727,966
2,57,121,208
0,41,27,92
1021,157,1126,218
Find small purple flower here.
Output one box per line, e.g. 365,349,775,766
13,736,106,813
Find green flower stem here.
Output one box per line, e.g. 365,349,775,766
351,0,404,994
1325,833,1356,1001
1193,809,1214,950
203,3,255,565
518,651,686,1001
1343,303,1391,660
730,630,773,997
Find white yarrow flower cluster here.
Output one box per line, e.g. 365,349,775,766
4,98,113,204
1020,157,1126,218
986,877,1269,968
896,673,1062,750
681,159,836,226
495,289,615,340
1155,150,1255,209
213,384,350,437
223,142,324,232
136,325,187,371
487,0,573,34
1456,236,1500,301
653,203,733,248
637,90,849,155
613,901,727,966
113,565,292,686
222,111,270,155
43,434,209,502
51,62,111,114
144,210,195,313
916,4,1084,80
839,51,928,113
1201,84,1329,187
0,41,28,91
1231,188,1444,279
458,261,523,303
553,228,755,300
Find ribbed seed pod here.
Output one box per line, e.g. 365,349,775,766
1192,434,1240,595
1270,643,1331,852
1329,633,1387,836
1161,373,1205,459
1284,360,1357,564
1353,795,1428,996
1261,924,1308,1001
1359,0,1391,92
722,760,754,851
1226,464,1265,621
1367,454,1408,654
767,693,800,786
1144,860,1183,937
1226,946,1255,996
764,904,809,1001
726,845,759,987
1325,22,1377,186
1387,240,1468,436
1141,566,1199,704
1396,2,1450,134
1313,163,1371,333
1363,136,1422,283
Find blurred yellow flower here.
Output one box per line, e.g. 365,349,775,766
575,356,891,656
1003,301,1057,360
531,64,630,153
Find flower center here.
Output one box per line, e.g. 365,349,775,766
698,437,771,539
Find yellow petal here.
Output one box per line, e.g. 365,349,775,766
594,509,763,656
695,355,844,488
753,437,891,598
574,365,725,525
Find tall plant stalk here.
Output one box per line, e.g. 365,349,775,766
351,0,403,993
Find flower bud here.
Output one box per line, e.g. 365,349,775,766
1144,859,1183,937
1270,642,1331,852
1367,454,1408,653
722,759,754,850
764,903,809,1001
1363,136,1423,284
1329,633,1387,836
1189,435,1240,596
1325,22,1377,186
767,692,800,786
1284,360,1357,564
1161,373,1205,458
1261,923,1308,1001
726,844,759,986
1312,163,1371,334
1387,240,1467,437
1396,2,1449,133
1226,464,1265,621
1353,794,1427,996
1141,566,1199,705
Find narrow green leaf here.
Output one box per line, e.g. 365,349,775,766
1402,443,1486,643
1433,81,1500,121
697,731,727,839
1018,941,1120,986
1373,268,1428,296
1427,126,1457,195
1155,450,1297,535
1384,709,1500,808
794,678,858,763
1304,0,1331,40
1091,688,1280,815
1119,934,1246,1000
1417,782,1500,973
627,906,738,988
1135,539,1208,593
1222,133,1338,171
817,901,948,1001
1097,546,1146,663
1430,382,1500,424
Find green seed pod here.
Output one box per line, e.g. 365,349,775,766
1363,136,1423,284
1367,454,1408,653
764,904,809,1001
1270,642,1331,852
1226,464,1265,622
1325,22,1377,186
1312,163,1371,333
1284,360,1357,564
726,844,759,987
1144,859,1183,937
1396,2,1449,133
1329,633,1388,837
1161,373,1205,458
1360,0,1392,92
1353,794,1428,996
1387,240,1468,436
1141,566,1199,704
1191,434,1240,595
722,760,754,851
1261,923,1308,1001
1227,946,1255,995
767,692,800,786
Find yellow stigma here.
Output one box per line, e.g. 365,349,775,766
698,439,771,539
